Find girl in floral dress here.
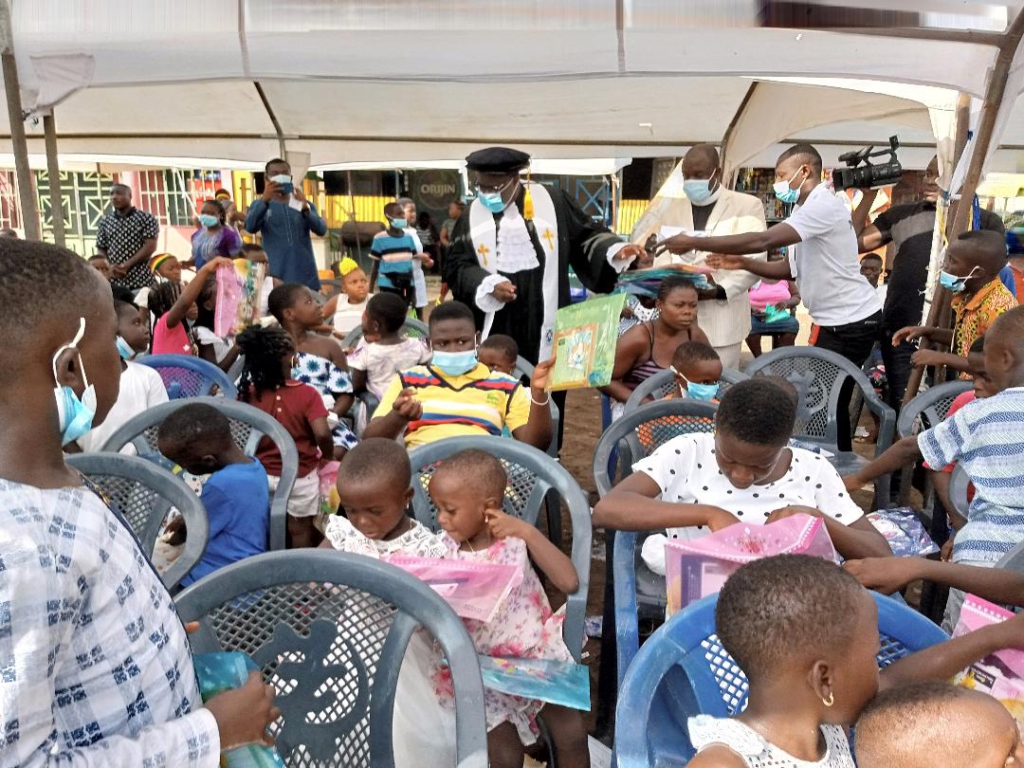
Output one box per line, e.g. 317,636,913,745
269,283,358,459
427,449,589,768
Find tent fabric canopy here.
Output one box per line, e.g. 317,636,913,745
2,1,1024,169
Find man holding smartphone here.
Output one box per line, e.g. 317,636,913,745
245,158,328,290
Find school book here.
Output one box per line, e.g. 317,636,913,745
478,656,591,711
952,595,1024,730
663,514,839,616
383,555,523,623
549,293,627,391
215,258,268,337
193,652,286,768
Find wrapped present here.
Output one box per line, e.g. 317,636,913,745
193,652,285,768
867,507,939,558
664,514,839,616
383,555,522,623
953,595,1024,733
479,656,591,711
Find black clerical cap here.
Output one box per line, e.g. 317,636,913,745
465,147,531,174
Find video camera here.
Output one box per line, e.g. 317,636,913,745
832,136,903,191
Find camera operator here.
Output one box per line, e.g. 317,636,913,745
657,143,882,451
853,155,1004,408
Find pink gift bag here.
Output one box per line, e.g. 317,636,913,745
384,555,523,623
952,595,1024,729
664,514,839,616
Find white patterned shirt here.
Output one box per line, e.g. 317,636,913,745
918,387,1024,564
0,480,220,767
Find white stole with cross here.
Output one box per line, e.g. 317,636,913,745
469,181,560,359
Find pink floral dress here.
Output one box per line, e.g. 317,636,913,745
433,535,573,744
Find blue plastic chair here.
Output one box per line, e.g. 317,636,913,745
66,453,209,591
590,399,719,734
99,397,297,551
622,367,748,414
745,346,896,509
175,550,488,768
407,436,591,660
138,354,238,399
614,591,950,767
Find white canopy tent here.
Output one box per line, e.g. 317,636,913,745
3,0,1024,171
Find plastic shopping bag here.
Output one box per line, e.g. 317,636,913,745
384,555,523,623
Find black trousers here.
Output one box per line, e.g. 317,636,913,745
879,328,916,410
813,310,883,451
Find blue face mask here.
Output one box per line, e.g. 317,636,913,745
389,217,408,229
431,349,478,376
115,335,135,361
939,266,979,294
478,191,508,213
672,366,719,402
52,318,98,446
269,173,293,195
198,213,220,228
683,172,719,206
773,168,806,204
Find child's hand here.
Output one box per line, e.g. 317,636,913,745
485,508,529,540
844,557,917,595
203,256,236,273
705,507,740,531
205,671,281,750
420,254,435,269
892,325,929,346
529,357,556,395
765,505,823,524
911,349,947,368
393,389,423,422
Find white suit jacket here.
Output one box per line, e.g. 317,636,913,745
650,189,768,348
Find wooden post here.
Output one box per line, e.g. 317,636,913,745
0,0,39,240
901,11,1024,405
42,111,65,247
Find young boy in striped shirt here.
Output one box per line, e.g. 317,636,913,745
368,201,422,309
844,305,1024,628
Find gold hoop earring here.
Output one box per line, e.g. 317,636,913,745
822,692,834,707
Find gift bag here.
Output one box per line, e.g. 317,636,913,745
193,652,285,768
215,259,268,337
478,656,591,711
664,514,839,616
383,555,523,623
952,595,1024,731
549,294,627,391
867,507,939,557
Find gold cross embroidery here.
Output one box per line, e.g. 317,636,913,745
476,243,490,266
541,228,555,251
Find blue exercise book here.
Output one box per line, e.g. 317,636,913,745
478,655,591,711
193,652,285,768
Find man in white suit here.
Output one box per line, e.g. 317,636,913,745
641,144,767,369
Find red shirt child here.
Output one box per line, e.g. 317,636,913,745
246,381,329,477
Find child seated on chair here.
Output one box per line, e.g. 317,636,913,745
666,341,723,403
478,334,519,376
428,449,589,768
855,682,1024,768
688,555,1024,768
844,306,1024,629
328,257,372,338
320,437,445,558
148,256,234,356
156,403,269,585
237,325,335,549
348,293,431,402
363,301,554,451
592,378,892,575
70,297,168,454
269,283,358,460
0,238,277,763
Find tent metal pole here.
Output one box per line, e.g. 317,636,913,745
42,111,65,247
0,0,39,240
902,9,1024,406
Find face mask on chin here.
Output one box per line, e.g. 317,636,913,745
52,317,98,445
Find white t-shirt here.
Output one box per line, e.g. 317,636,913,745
76,362,169,453
348,338,432,400
786,183,881,327
194,326,234,363
332,296,370,336
632,433,864,574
